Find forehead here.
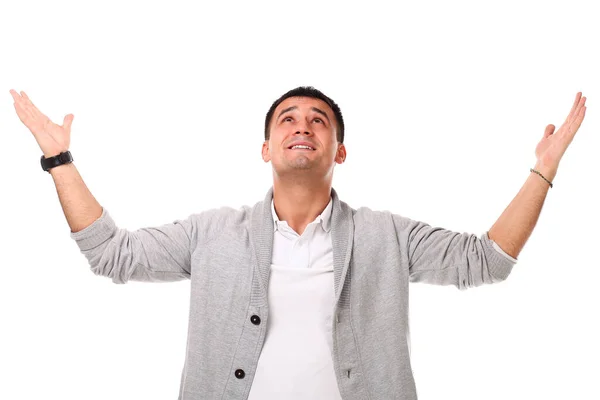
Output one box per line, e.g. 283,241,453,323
274,96,334,117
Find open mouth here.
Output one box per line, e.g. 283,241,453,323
288,145,316,151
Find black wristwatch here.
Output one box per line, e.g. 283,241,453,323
41,151,74,172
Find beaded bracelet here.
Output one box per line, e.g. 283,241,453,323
530,168,553,188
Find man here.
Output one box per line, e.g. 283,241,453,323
10,86,587,399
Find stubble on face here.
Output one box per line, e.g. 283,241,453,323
285,151,313,169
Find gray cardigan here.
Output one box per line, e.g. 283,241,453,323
70,187,516,399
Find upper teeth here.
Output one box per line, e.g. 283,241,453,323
291,145,313,150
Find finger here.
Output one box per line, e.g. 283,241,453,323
14,96,36,121
9,89,21,102
544,124,555,138
10,89,29,115
13,101,30,123
566,105,587,140
569,97,587,128
20,90,39,111
21,92,36,108
63,114,74,132
10,91,27,120
18,91,45,121
571,96,587,124
574,105,587,128
12,97,32,117
567,92,582,119
565,93,581,125
11,91,45,127
576,95,587,114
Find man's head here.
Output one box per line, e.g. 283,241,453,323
262,86,346,181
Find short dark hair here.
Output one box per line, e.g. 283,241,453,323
264,86,345,143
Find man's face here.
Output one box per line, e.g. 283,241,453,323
262,96,346,178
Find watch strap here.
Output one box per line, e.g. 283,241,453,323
41,151,73,172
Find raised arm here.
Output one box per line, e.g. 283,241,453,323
394,92,587,290
9,89,101,232
488,92,587,258
10,89,193,283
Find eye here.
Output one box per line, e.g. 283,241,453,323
283,116,293,122
313,118,323,124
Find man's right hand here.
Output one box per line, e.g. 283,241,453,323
10,89,74,158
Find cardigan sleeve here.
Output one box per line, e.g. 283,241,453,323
70,207,193,284
392,214,517,290
491,239,518,263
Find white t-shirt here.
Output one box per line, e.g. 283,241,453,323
247,198,343,400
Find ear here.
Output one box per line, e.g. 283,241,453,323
262,141,271,162
335,143,346,164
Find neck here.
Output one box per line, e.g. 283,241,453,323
272,176,332,236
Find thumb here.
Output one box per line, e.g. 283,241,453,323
543,124,555,138
63,114,74,132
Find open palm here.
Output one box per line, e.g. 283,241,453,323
10,89,74,157
535,92,586,168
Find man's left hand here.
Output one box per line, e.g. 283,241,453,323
534,92,587,182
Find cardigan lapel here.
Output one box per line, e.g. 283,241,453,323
330,187,354,307
251,186,354,307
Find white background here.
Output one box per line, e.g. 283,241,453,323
1,0,598,399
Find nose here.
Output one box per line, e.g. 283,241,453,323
295,118,312,136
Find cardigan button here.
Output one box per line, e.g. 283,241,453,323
235,369,245,379
250,315,261,325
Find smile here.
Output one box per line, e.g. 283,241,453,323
288,145,315,151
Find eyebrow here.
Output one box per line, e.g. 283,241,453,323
311,107,331,124
277,106,297,121
276,105,331,125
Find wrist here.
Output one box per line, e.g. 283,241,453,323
533,160,558,183
49,161,75,176
41,150,73,173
